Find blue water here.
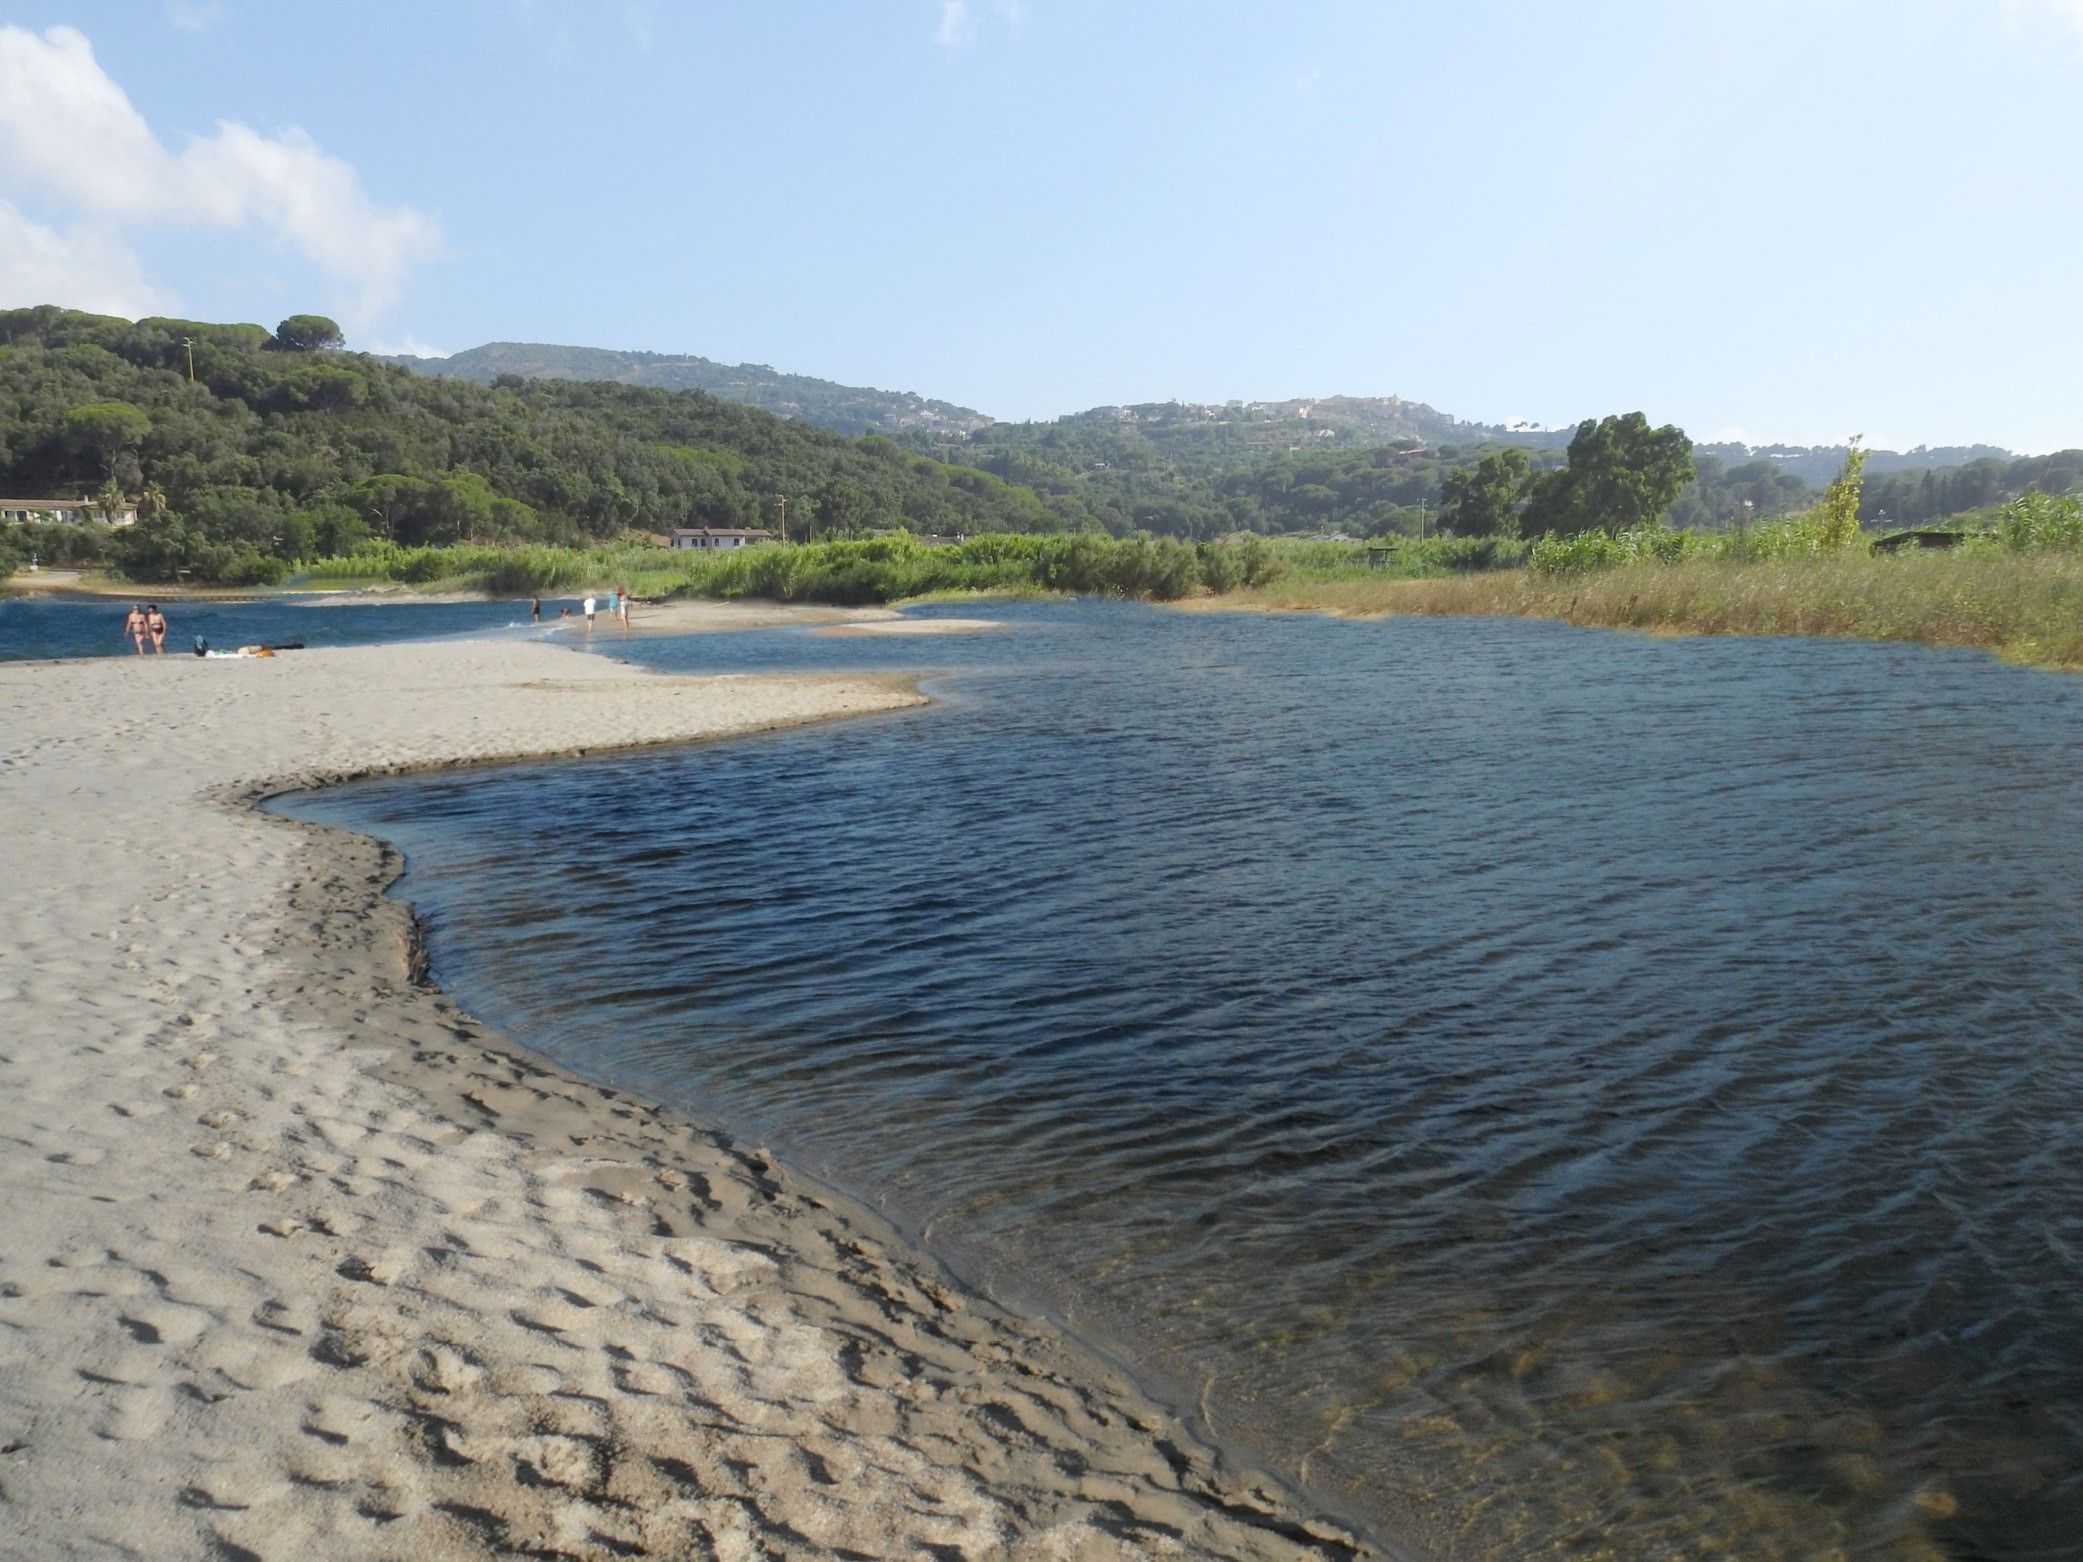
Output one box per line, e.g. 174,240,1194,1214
0,593,575,660
276,599,2083,1560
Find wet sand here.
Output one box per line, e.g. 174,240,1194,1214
811,616,1003,637
0,636,1366,1559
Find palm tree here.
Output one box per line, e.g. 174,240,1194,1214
94,478,127,524
138,480,167,519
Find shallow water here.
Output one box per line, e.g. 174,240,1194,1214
281,600,2083,1560
0,593,563,661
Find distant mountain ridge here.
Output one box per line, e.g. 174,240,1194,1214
379,341,993,438
1692,441,2013,487
1058,395,1577,452
383,339,2017,487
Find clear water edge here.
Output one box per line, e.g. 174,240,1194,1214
173,598,2083,1560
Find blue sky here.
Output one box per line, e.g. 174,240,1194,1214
2,1,2081,449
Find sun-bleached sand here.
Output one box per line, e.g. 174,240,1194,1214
0,636,1365,1560
810,617,1003,637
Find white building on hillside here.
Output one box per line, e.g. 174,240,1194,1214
0,496,138,526
669,527,775,551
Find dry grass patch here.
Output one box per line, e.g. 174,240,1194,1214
1205,551,2083,670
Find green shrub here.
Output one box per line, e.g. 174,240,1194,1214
1724,511,1831,561
1985,491,2083,550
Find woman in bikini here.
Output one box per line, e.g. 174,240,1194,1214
122,604,147,655
144,605,167,655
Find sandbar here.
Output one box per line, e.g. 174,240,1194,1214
0,637,1364,1559
811,616,1003,637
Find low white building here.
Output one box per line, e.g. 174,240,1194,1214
669,527,776,551
0,496,138,526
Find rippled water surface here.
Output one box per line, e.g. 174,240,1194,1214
0,593,562,660
282,601,2083,1560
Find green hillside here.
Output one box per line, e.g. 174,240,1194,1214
384,341,991,439
0,306,1064,583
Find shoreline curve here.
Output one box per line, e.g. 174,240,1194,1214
0,635,1371,1560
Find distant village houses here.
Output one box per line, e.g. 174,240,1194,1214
0,497,138,527
669,527,776,551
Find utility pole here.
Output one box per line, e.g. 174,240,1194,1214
182,337,195,382
776,494,788,544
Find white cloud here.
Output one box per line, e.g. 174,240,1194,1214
165,1,226,31
2005,0,2083,31
364,334,451,360
0,25,439,325
935,0,974,47
934,0,1019,49
0,200,177,317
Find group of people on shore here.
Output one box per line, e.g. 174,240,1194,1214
119,592,632,658
121,603,166,655
529,588,633,632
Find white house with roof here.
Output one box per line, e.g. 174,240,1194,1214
0,496,138,526
669,527,776,551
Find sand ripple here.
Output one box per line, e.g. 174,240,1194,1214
0,639,1361,1560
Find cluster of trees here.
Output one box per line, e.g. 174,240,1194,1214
1441,430,2083,541
12,303,2076,589
1437,414,1701,539
1859,450,2083,527
1669,454,1815,529
391,342,991,438
921,413,1576,539
1446,427,2083,541
932,404,1826,543
0,306,1072,581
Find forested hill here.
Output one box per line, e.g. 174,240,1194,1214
1013,397,1576,457
384,341,992,439
1695,441,2014,487
907,405,1573,539
0,306,1063,583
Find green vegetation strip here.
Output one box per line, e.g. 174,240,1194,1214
293,532,1289,604
1211,548,2083,670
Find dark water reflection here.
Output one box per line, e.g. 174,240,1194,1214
281,601,2083,1560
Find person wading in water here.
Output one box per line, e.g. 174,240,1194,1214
122,604,147,655
144,605,168,655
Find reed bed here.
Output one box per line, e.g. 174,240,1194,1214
285,524,2083,672
1214,550,2083,669
292,533,1290,606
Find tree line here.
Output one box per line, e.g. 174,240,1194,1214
0,306,1070,582
918,416,1576,539
7,304,2079,586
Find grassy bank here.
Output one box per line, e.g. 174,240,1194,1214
79,522,2083,673
1200,549,2083,669
285,532,1522,602
292,532,1310,604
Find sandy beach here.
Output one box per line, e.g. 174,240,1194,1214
0,635,1364,1560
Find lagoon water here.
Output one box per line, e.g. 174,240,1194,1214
278,599,2082,1560
0,593,558,661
